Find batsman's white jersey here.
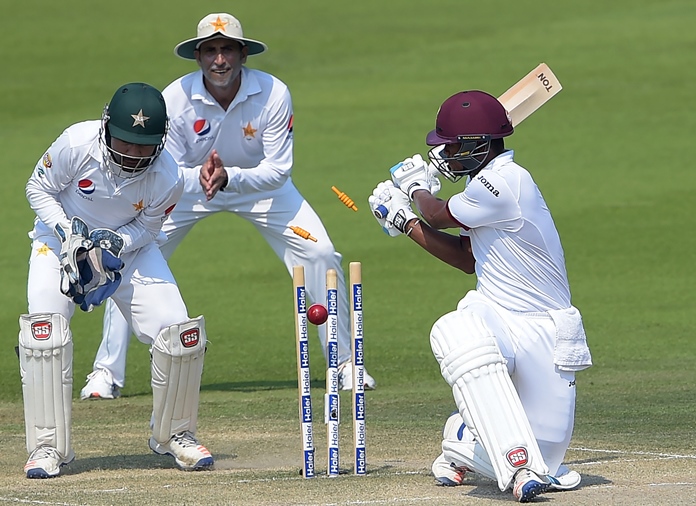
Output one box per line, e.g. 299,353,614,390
94,67,354,386
26,121,188,341
442,150,592,477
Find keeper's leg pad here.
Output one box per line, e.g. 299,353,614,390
151,316,206,443
430,309,548,491
18,313,73,459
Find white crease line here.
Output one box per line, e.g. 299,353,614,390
570,447,696,459
650,482,695,487
0,498,86,506
574,456,688,466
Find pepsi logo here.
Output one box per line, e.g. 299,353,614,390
31,321,52,340
193,119,211,136
78,179,95,195
180,328,200,348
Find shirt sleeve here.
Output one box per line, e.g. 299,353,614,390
25,130,74,232
447,171,523,231
224,87,294,193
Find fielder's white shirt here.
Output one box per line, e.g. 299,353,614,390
162,67,294,196
25,121,183,253
447,150,571,312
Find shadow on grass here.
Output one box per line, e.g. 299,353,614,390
109,379,324,398
58,452,239,475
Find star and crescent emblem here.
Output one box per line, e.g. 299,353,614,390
243,122,257,138
211,15,228,32
131,109,150,128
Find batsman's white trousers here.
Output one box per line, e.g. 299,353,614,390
94,177,352,387
444,291,577,477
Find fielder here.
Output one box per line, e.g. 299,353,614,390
21,82,213,478
80,12,375,400
368,90,592,502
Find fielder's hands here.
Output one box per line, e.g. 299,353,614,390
200,149,227,201
368,180,419,236
390,154,441,200
54,217,92,296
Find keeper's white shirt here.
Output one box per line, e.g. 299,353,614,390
25,121,182,254
447,150,571,312
162,67,294,197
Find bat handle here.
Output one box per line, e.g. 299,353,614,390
374,205,388,219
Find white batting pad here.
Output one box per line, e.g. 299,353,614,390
18,313,73,459
151,316,206,444
430,309,548,491
440,412,496,481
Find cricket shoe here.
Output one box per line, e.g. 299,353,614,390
80,368,121,400
431,452,470,486
24,446,75,479
337,362,376,391
547,465,581,491
512,468,550,503
149,431,214,471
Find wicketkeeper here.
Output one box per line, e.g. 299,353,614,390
21,82,213,478
368,90,592,502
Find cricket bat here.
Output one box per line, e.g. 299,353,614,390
498,62,562,127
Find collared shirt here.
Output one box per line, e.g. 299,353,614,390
163,66,294,194
26,120,182,253
447,150,571,312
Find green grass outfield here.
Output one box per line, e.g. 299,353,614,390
1,0,695,503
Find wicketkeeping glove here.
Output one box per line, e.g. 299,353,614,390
390,154,439,200
54,217,93,296
74,228,124,312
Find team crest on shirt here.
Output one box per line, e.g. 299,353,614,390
243,121,257,139
42,153,52,169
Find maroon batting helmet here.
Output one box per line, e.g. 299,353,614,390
426,90,513,181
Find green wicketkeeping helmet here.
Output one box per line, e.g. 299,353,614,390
106,83,168,145
99,82,169,177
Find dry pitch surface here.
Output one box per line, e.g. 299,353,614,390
0,400,694,506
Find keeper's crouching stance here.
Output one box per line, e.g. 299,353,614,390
21,82,213,477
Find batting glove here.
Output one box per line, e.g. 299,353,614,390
368,181,401,237
384,185,419,234
390,154,437,200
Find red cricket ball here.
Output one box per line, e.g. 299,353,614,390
307,303,328,325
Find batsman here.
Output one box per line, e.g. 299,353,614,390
20,82,212,477
368,90,592,502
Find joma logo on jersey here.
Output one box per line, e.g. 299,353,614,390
506,447,529,467
31,322,52,340
475,175,500,197
180,329,200,348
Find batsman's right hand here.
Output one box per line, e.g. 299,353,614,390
54,217,93,296
368,181,401,237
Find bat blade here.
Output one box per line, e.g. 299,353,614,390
498,63,562,127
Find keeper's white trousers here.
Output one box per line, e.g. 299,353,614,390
93,177,352,387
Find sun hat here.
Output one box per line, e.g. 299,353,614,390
174,13,268,60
